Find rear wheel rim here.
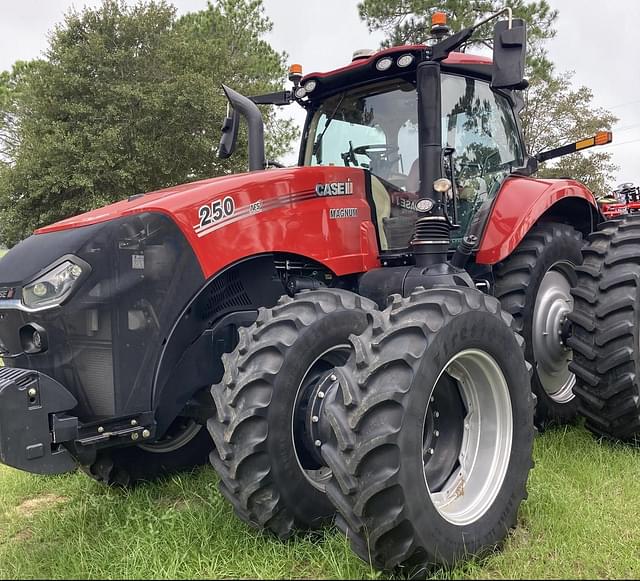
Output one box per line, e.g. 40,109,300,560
292,345,350,491
533,261,576,404
422,349,513,526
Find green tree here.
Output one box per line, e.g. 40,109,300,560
358,0,557,51
0,0,296,246
522,70,618,195
357,0,617,195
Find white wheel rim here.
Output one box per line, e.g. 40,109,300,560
532,262,576,404
423,349,513,526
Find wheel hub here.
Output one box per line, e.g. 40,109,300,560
532,264,576,403
305,371,340,464
138,417,202,454
292,346,349,490
423,375,465,492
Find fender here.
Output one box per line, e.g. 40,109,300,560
475,176,598,265
151,252,335,434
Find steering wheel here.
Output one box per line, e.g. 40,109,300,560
341,141,359,167
350,144,401,175
352,144,399,159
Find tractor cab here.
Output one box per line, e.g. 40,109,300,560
295,47,526,251
220,8,531,274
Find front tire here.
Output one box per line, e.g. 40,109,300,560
86,415,212,486
321,287,535,573
494,222,583,427
208,289,377,538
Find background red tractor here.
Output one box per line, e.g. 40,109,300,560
598,182,640,219
0,7,636,576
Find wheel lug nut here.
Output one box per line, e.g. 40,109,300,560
312,416,319,423
434,411,440,418
318,391,325,399
314,440,322,447
330,374,337,381
428,448,434,455
434,430,440,437
28,388,37,398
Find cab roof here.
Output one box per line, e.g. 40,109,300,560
299,46,493,101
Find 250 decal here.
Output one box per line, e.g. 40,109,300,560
198,196,236,229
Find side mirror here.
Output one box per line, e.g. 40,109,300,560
491,18,527,90
217,105,239,159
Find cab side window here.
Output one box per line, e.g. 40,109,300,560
441,74,525,242
442,74,524,191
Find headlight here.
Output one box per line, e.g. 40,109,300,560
303,79,317,93
376,57,393,71
397,54,414,68
22,258,89,310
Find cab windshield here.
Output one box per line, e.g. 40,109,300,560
304,79,418,190
303,75,525,250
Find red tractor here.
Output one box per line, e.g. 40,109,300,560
0,8,635,575
598,182,640,219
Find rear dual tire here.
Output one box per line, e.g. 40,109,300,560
494,222,583,427
321,287,535,573
208,289,377,537
569,216,640,441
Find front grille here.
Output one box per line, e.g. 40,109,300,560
71,344,115,416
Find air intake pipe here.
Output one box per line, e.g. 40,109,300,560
411,59,452,267
218,85,266,172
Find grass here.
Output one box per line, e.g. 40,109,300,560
1,425,639,579
0,243,637,576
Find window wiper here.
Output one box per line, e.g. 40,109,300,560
312,93,346,158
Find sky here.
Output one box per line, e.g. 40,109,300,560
0,0,639,188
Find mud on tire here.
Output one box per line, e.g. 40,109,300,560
321,287,535,573
208,289,377,538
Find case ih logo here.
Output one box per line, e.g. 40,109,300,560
315,181,353,197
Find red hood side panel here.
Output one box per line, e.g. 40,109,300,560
36,167,381,278
476,176,597,264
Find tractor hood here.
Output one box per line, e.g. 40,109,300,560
23,165,378,281
35,166,361,236
37,169,275,234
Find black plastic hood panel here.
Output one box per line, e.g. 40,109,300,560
0,213,204,422
0,223,107,286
